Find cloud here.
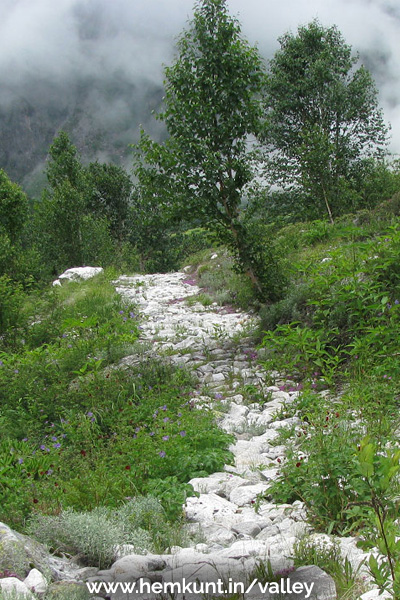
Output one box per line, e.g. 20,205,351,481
0,0,399,153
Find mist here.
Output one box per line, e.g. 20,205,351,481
0,0,399,188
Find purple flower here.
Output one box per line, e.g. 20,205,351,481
0,360,3,367
22,438,28,442
159,451,166,458
163,417,169,423
18,458,23,464
40,445,46,451
53,443,61,449
47,469,53,475
123,317,127,322
119,310,124,315
87,412,93,417
179,431,186,437
14,369,19,374
149,432,155,437
132,434,137,439
62,334,67,338
162,435,170,441
215,393,223,400
395,300,399,305
161,405,167,411
51,436,58,442
135,427,141,433
129,312,135,318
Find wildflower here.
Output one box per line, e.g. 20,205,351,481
0,360,3,367
40,445,46,451
125,465,131,470
179,431,186,437
51,436,58,442
119,310,124,315
87,412,93,417
33,498,38,504
129,312,135,318
135,427,141,433
162,435,170,441
53,443,61,449
149,432,155,437
159,451,166,458
161,405,167,411
22,438,28,442
395,300,399,305
80,450,86,457
47,469,53,475
14,369,19,374
163,417,169,423
18,458,23,464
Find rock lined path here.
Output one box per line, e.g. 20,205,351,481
0,270,376,600
110,271,370,599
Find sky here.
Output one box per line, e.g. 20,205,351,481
0,0,399,154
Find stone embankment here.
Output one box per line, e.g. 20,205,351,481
0,270,381,600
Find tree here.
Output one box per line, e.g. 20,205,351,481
40,131,88,269
264,20,389,222
134,0,284,299
0,169,28,244
86,162,132,242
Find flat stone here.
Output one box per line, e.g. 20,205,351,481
231,522,262,537
229,483,270,506
184,494,238,527
288,566,336,600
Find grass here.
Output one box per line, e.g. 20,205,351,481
0,272,234,532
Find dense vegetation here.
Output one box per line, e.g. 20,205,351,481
1,0,400,594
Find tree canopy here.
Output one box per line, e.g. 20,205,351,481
134,0,285,299
264,20,389,221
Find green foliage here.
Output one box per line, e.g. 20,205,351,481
267,392,364,532
36,132,137,275
0,170,28,244
0,276,25,341
346,438,400,599
27,494,198,569
265,20,389,221
0,275,233,528
133,0,285,299
85,161,132,241
293,536,365,599
28,503,152,568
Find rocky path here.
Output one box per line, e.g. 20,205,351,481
110,271,370,599
0,270,376,600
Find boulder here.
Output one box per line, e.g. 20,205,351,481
0,577,34,599
55,267,103,285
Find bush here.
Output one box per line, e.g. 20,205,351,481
28,504,152,568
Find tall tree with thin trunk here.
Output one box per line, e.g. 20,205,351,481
264,20,389,222
134,0,284,300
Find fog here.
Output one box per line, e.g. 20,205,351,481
0,0,399,158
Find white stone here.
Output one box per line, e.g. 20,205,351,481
184,494,238,527
229,483,270,506
57,266,103,283
0,578,34,599
24,569,48,594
